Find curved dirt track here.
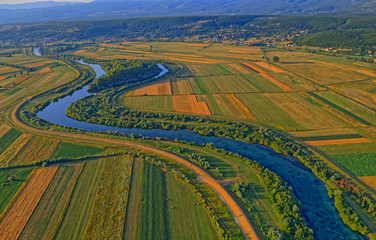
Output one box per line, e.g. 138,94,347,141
11,101,259,240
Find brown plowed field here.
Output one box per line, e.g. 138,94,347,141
0,166,58,240
305,138,371,146
133,81,171,96
172,95,211,115
241,63,294,92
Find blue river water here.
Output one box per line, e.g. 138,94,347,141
36,59,365,240
33,47,41,56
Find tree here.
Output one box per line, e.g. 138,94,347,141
273,56,280,62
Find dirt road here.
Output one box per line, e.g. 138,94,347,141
11,100,259,240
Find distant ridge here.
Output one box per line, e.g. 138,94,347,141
0,0,374,25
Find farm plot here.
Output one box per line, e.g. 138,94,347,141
171,78,193,94
317,142,376,155
24,60,54,68
359,176,376,191
137,160,168,240
19,164,82,240
254,62,286,73
0,128,22,155
198,75,260,93
212,94,253,119
124,95,173,112
188,64,232,76
0,67,18,74
241,63,294,92
83,156,133,239
9,136,60,166
241,73,282,92
264,92,349,129
0,123,11,137
133,80,171,96
52,142,104,159
0,166,58,240
55,160,103,240
304,138,370,146
331,153,376,176
0,168,33,214
136,160,218,240
172,95,211,115
236,93,302,130
165,173,218,240
222,63,250,74
280,61,368,85
314,91,376,125
0,133,33,167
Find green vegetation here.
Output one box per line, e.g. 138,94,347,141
165,173,219,240
298,134,363,141
310,92,372,125
331,153,376,176
328,188,369,235
0,129,22,155
52,142,104,159
137,161,168,240
0,167,33,214
88,60,161,92
83,156,132,239
55,160,103,240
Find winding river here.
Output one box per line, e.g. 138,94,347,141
36,57,364,240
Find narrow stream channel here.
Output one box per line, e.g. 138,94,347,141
35,55,365,240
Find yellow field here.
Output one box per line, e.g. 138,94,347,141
11,136,60,165
241,63,294,92
172,95,211,115
0,133,33,167
359,176,376,191
133,81,171,96
0,166,58,240
0,123,11,137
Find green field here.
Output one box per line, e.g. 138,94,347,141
298,134,363,141
137,161,168,240
236,93,302,130
55,160,103,240
165,173,218,240
19,164,80,239
331,153,376,176
125,95,173,112
52,142,104,159
136,160,218,240
0,128,22,155
83,156,132,239
0,167,33,214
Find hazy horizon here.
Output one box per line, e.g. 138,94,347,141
0,0,92,4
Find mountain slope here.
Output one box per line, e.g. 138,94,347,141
0,0,373,25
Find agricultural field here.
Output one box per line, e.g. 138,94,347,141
0,167,33,214
0,38,376,240
0,166,59,239
52,142,104,159
133,160,218,240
